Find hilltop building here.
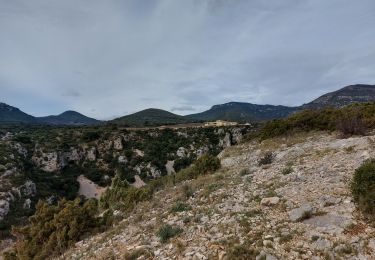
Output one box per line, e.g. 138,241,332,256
204,120,238,127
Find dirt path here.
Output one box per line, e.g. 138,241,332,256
77,175,106,199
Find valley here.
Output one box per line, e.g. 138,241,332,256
0,123,252,243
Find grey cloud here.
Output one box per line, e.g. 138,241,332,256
171,105,195,112
0,0,375,119
62,89,81,97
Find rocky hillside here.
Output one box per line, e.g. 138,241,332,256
60,132,375,259
303,84,375,109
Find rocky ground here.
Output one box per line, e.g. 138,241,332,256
60,131,375,259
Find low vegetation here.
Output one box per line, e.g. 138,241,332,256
258,151,274,166
156,224,183,243
5,198,103,260
253,102,375,140
351,159,375,221
100,154,221,211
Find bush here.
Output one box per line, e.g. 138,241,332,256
170,201,191,213
226,244,258,260
156,224,183,243
239,168,251,176
350,159,375,220
336,112,365,137
281,166,293,175
181,184,194,199
10,198,99,259
100,173,152,210
82,131,101,142
258,152,274,166
194,154,221,176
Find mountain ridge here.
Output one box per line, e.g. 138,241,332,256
187,102,299,122
2,84,375,125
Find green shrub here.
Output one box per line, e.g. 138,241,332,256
239,168,251,176
336,111,365,137
181,184,194,199
226,243,258,260
82,131,101,142
170,201,191,213
156,224,183,243
10,198,99,259
194,154,221,176
350,159,375,220
281,166,293,175
100,173,152,210
258,152,274,166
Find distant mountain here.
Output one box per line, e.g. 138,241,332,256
0,103,100,125
187,102,298,123
0,103,36,123
112,108,192,126
303,84,375,109
2,84,375,126
38,111,100,125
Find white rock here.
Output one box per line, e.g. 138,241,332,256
261,197,280,206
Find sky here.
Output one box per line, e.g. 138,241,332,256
1,0,375,119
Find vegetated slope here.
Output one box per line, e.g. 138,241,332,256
0,103,36,123
303,84,375,109
112,108,194,126
37,111,100,125
187,102,298,122
255,102,375,140
60,132,375,259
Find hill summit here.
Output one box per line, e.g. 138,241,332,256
38,110,100,125
303,84,375,109
112,108,192,126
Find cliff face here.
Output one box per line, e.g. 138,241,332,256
61,132,375,259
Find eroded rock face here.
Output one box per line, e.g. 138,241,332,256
195,146,209,158
118,155,127,164
113,137,123,150
86,147,97,161
176,147,187,157
231,128,243,144
0,200,10,221
32,151,63,172
219,133,232,148
65,148,84,162
19,180,37,197
165,160,175,175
